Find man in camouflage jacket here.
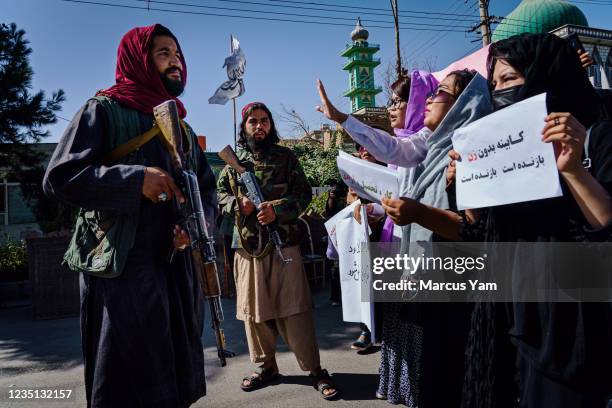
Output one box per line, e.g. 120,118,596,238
217,102,339,399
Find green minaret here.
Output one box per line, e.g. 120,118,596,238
341,18,382,113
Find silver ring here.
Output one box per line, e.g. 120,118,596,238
554,118,560,126
157,192,168,202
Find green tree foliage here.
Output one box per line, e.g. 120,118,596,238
0,23,70,233
292,144,340,187
0,237,27,282
0,22,65,168
305,190,329,216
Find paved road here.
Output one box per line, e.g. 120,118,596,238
0,290,388,408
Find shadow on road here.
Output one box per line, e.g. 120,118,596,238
269,372,379,401
0,306,82,376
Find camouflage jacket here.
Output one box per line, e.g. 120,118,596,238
217,144,312,253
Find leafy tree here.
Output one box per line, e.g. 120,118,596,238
0,22,65,167
0,23,69,232
292,144,340,187
0,237,27,282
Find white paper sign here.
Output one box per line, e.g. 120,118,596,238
337,151,399,204
452,93,562,210
335,212,374,338
324,200,360,253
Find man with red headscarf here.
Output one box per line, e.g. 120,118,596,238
43,24,215,407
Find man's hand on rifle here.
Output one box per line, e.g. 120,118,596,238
239,196,256,216
173,224,189,250
142,167,185,204
257,202,277,225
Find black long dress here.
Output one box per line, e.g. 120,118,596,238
44,99,217,407
461,121,612,408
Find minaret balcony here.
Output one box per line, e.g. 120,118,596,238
340,42,381,57
342,58,381,71
343,86,383,98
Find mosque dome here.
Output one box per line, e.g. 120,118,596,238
492,0,588,42
351,17,369,42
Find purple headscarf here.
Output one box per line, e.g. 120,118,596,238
393,70,439,138
381,70,438,242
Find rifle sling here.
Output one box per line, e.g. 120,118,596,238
101,124,160,166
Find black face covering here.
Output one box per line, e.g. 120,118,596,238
487,34,599,127
491,84,523,111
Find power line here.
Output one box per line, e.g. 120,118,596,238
405,0,468,63
144,0,480,23
250,0,536,21
147,0,540,25
62,0,468,32
134,0,474,29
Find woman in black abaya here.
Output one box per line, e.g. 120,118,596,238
458,33,612,408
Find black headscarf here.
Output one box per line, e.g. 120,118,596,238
488,33,599,128
462,34,608,408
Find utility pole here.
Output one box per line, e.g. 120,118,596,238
390,0,402,76
479,0,492,46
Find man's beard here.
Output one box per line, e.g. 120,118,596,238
246,133,274,151
161,70,184,97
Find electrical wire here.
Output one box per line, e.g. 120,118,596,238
62,0,468,32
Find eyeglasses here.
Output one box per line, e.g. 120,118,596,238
386,97,406,110
427,88,456,103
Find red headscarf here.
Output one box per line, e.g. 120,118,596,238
97,24,188,118
241,101,266,118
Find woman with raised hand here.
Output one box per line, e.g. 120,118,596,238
317,70,438,243
317,69,492,407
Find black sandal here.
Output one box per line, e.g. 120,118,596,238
310,369,340,400
240,366,279,392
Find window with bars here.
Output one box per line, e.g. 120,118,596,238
0,180,37,226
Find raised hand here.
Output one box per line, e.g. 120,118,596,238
316,80,348,124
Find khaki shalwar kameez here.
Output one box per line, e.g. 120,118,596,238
218,144,320,371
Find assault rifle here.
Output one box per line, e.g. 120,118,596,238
153,100,234,367
218,145,292,264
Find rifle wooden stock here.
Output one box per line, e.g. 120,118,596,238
153,100,183,172
218,145,246,173
192,249,221,298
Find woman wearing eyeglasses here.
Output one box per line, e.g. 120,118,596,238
316,70,492,407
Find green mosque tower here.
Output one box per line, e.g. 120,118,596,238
341,18,382,113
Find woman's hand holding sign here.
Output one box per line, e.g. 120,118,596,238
541,112,586,175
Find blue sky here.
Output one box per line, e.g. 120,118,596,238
4,0,612,151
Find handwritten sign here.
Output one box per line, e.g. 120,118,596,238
452,93,562,210
335,211,374,337
337,151,399,204
324,200,360,253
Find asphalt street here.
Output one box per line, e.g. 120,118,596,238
0,290,389,408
